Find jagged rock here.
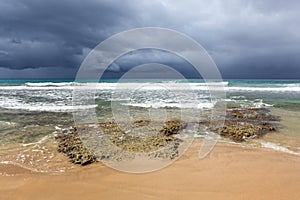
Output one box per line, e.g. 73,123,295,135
55,121,185,164
56,109,278,165
227,108,279,121
211,108,279,142
133,119,150,126
160,121,186,136
55,128,96,165
97,120,184,154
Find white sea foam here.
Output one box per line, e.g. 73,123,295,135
260,141,299,156
0,81,227,90
21,134,52,147
251,99,273,108
6,104,97,112
227,86,300,92
0,96,96,112
0,121,17,129
226,98,273,108
123,101,215,109
277,83,300,87
25,82,79,87
0,81,298,112
0,81,299,92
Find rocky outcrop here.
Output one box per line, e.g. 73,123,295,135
56,121,185,165
210,108,279,142
55,108,279,165
227,108,279,121
55,128,96,165
99,120,183,154
159,121,186,136
219,121,276,142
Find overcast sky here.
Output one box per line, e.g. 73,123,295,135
0,0,300,79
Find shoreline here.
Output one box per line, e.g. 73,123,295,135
0,140,299,200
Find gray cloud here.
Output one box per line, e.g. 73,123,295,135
104,49,199,79
0,0,137,69
0,0,300,78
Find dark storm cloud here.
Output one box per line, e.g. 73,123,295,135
104,49,200,79
174,0,300,78
0,0,300,78
0,0,138,69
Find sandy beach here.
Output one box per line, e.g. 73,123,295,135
0,140,299,200
1,0,300,199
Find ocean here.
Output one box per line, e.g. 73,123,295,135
0,79,299,173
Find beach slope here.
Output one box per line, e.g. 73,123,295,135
0,141,299,200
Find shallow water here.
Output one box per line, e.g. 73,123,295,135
260,108,300,154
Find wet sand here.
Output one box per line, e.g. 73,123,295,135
0,140,299,200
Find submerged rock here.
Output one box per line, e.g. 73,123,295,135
219,121,276,142
56,120,185,165
210,108,279,142
133,119,150,126
99,120,184,154
227,108,279,121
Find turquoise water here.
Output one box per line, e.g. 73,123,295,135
0,78,300,108
1,78,300,108
227,79,300,109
